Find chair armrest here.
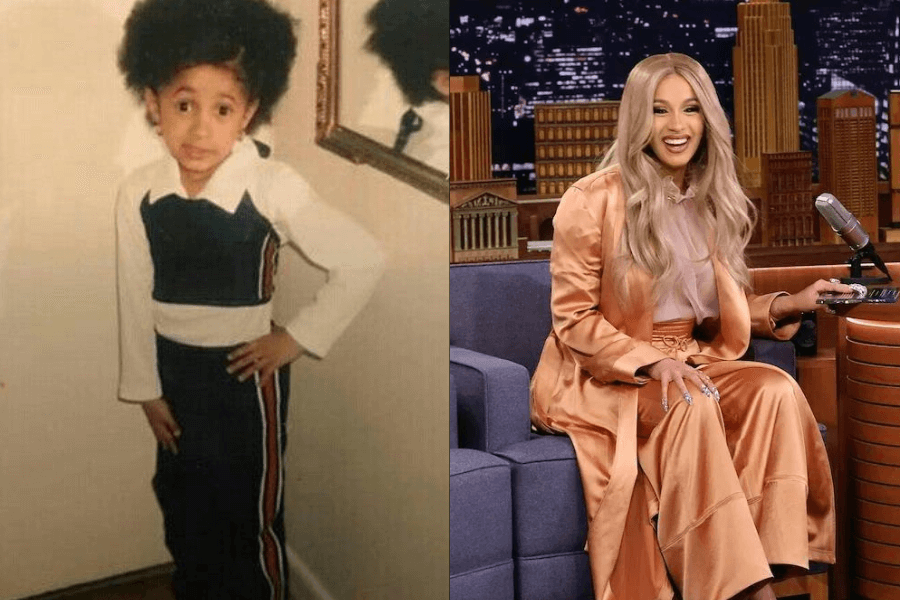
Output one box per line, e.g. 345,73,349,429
743,338,797,378
451,345,532,452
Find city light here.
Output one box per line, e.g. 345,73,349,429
451,0,900,193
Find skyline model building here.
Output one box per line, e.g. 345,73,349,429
533,101,619,196
817,89,878,244
449,75,520,264
760,151,815,247
733,0,799,189
892,91,900,230
807,1,900,180
450,76,493,183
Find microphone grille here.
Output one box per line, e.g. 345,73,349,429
815,193,852,229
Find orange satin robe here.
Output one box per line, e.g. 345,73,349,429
530,168,836,600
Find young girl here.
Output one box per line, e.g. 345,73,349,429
116,1,383,597
530,54,843,600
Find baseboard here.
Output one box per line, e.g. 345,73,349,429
17,563,175,600
19,549,330,600
285,546,338,600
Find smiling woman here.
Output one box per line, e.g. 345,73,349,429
530,53,842,600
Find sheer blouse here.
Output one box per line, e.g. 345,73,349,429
652,177,720,324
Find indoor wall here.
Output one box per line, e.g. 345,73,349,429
0,1,448,599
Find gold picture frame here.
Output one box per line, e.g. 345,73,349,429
315,0,449,203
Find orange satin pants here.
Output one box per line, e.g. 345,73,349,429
570,319,835,600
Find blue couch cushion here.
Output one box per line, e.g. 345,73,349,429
517,552,594,600
451,346,531,452
450,560,515,600
495,435,588,557
742,338,797,378
450,448,514,577
450,260,552,375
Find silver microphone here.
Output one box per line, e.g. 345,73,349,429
815,192,892,283
815,193,869,251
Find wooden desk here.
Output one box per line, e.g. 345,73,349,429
836,302,900,600
751,263,900,600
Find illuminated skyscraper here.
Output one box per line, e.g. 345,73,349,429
450,76,493,182
760,151,815,246
533,101,619,196
449,75,520,263
817,89,878,243
733,0,799,188
811,1,899,179
890,90,900,231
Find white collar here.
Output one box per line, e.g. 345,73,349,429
145,138,258,213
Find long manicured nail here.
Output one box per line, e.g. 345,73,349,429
682,392,693,405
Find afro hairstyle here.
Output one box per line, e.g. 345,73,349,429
118,0,297,133
365,0,449,107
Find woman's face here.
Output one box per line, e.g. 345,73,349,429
647,74,704,183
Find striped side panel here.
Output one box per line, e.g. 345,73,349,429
258,232,279,302
255,371,286,600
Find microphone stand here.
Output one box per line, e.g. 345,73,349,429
843,243,893,285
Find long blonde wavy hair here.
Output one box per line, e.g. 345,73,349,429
598,53,756,301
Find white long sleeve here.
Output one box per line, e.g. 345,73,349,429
264,165,384,358
115,140,384,402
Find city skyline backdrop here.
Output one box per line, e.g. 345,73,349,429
450,0,900,194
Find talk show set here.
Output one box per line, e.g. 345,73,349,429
449,2,900,600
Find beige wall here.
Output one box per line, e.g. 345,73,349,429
0,1,448,599
0,2,171,598
276,0,448,598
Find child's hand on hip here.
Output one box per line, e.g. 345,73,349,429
142,398,181,454
227,326,303,383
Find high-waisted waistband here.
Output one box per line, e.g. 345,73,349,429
651,318,700,359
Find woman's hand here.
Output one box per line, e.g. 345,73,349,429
643,357,718,412
769,278,855,319
227,326,304,383
142,398,181,454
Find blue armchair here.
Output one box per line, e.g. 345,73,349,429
449,259,805,600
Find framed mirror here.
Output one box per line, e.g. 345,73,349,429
316,0,449,203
